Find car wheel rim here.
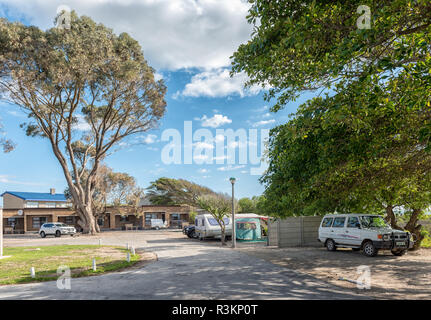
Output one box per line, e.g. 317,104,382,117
327,241,333,250
365,244,373,255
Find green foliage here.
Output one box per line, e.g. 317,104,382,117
188,210,198,224
232,0,431,111
146,177,216,206
238,197,256,213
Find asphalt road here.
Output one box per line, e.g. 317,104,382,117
0,231,369,299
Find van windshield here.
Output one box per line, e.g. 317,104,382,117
360,216,389,228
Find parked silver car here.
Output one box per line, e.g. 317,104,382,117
39,222,76,238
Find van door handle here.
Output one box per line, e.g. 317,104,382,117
345,231,349,233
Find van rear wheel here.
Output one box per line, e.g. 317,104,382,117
326,239,336,251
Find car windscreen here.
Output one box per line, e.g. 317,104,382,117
360,216,389,228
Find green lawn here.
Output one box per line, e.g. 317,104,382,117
0,245,140,285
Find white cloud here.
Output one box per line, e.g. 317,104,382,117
142,134,158,144
196,114,232,128
198,168,209,173
193,154,209,161
74,114,91,131
194,141,214,149
177,68,262,98
252,119,275,127
217,164,245,171
0,174,45,186
0,0,253,70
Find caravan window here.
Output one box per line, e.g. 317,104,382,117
208,218,230,226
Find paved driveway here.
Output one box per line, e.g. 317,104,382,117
0,231,368,299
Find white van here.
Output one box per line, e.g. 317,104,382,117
194,213,232,240
318,213,414,257
151,219,167,230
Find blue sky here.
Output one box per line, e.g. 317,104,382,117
0,0,311,199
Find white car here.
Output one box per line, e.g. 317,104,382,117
318,214,414,257
39,222,76,238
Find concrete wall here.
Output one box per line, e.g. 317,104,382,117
268,216,322,247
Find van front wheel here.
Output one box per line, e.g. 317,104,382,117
326,239,336,251
363,241,378,257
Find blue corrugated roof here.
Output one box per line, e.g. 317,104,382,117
1,191,67,202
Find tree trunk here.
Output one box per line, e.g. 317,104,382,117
49,142,99,235
384,205,402,230
405,208,424,251
220,225,226,246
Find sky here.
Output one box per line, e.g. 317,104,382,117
0,0,310,199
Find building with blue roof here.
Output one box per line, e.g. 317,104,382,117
1,188,75,234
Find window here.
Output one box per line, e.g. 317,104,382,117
170,213,180,220
64,216,74,225
26,202,38,208
32,217,47,229
120,215,129,222
347,217,360,228
7,218,16,226
208,217,230,226
321,217,333,227
145,213,159,225
97,217,104,226
360,216,389,228
39,202,55,208
332,217,346,228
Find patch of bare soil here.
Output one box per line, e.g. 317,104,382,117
239,246,431,299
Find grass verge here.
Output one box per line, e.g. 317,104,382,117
0,245,141,285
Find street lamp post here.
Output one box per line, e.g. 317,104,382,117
229,177,236,249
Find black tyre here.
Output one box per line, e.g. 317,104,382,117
363,241,378,257
40,231,46,238
391,249,407,256
155,226,160,230
326,239,337,251
55,230,61,237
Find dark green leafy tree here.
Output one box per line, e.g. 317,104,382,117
232,0,431,248
146,177,215,206
0,12,166,234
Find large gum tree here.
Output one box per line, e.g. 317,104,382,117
0,12,166,234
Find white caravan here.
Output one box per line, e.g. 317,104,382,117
194,213,232,240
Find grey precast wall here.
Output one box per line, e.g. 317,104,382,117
268,216,323,247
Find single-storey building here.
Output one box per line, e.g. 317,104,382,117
1,189,191,233
99,204,191,230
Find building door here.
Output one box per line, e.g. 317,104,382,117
161,213,165,222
